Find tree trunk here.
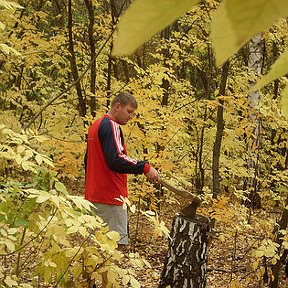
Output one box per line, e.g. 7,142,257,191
160,27,171,107
84,0,97,117
212,60,230,198
106,42,113,108
159,215,211,288
269,193,288,288
195,45,214,193
272,41,280,100
195,121,205,193
67,0,86,118
245,33,263,213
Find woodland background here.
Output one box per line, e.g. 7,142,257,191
0,0,288,287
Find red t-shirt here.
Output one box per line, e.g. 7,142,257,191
85,115,150,205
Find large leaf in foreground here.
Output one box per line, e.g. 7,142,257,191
112,0,198,56
281,85,288,120
211,0,288,66
251,48,288,92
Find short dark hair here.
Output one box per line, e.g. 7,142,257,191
111,91,138,109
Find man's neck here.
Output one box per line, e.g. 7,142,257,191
107,110,116,122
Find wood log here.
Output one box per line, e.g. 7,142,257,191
159,214,211,288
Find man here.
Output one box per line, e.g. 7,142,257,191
85,91,160,247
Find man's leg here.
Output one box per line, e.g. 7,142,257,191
92,203,129,287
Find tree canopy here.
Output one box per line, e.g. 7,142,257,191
0,0,288,287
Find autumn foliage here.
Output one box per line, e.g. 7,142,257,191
0,0,288,287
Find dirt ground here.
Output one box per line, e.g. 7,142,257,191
127,202,287,288
69,179,288,288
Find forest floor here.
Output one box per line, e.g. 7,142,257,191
125,199,287,288
69,180,288,288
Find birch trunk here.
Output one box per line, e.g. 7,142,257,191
159,215,211,288
245,33,263,211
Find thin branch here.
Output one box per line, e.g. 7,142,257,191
16,227,27,276
53,234,91,288
24,26,117,130
0,209,58,257
207,267,247,273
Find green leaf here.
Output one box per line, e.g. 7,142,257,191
15,218,29,227
211,0,288,66
112,0,198,56
55,181,67,195
251,48,288,91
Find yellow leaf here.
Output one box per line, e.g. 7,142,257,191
0,240,15,252
252,49,288,92
50,195,60,207
112,0,198,56
35,154,43,165
254,250,264,258
211,0,288,66
36,194,50,203
0,21,6,30
252,261,259,270
4,276,18,287
73,264,82,279
129,276,140,288
280,85,288,120
7,228,17,235
65,247,81,257
0,43,10,54
67,226,79,234
107,231,120,242
122,274,130,285
130,204,136,213
0,0,23,10
44,259,57,268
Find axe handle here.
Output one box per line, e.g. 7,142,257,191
160,179,200,203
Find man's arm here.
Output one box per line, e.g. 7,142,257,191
99,118,150,174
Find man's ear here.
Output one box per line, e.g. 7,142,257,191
114,102,122,112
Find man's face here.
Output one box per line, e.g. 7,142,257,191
114,103,136,125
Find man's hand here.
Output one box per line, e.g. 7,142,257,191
145,167,161,183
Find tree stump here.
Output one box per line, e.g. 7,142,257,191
159,214,211,288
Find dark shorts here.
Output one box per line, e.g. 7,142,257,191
92,202,129,245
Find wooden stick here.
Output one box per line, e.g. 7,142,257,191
160,179,200,203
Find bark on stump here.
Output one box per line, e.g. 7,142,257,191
159,214,211,288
